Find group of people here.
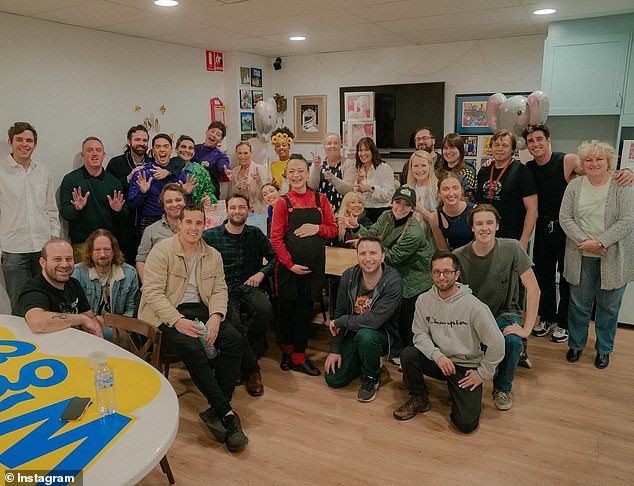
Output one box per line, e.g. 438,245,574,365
2,117,632,452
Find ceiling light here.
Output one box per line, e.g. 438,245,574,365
289,36,306,41
533,8,556,15
154,0,179,6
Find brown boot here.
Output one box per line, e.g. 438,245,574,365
393,395,430,420
245,371,264,397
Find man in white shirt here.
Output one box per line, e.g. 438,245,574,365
0,122,60,314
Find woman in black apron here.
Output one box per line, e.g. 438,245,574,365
270,155,338,376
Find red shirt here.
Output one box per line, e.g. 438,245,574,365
270,189,338,269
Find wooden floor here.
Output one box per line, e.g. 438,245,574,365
138,323,634,486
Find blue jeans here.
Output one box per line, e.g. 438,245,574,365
494,314,522,393
568,256,626,354
2,251,41,316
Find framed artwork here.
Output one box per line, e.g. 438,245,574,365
240,112,254,132
251,68,262,87
293,95,327,143
455,92,531,135
481,135,493,156
252,90,263,105
240,67,251,85
464,136,478,157
240,89,252,109
343,121,376,149
344,92,374,121
241,132,256,141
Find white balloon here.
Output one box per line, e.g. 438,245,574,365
254,98,278,141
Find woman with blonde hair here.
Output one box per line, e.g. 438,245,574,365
228,141,271,213
560,140,634,369
335,191,371,246
405,150,438,241
309,132,356,213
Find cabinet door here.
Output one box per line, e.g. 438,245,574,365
542,34,629,115
623,36,634,118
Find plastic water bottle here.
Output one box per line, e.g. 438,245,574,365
94,358,117,416
196,319,218,359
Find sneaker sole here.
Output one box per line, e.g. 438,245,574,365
494,402,512,411
551,335,569,343
199,412,227,443
393,404,431,420
531,329,551,337
226,436,249,453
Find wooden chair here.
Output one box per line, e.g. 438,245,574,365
103,313,175,485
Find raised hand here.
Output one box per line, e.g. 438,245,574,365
136,172,153,193
107,190,125,212
180,174,197,195
70,186,90,211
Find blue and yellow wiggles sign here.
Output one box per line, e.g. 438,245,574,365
0,326,161,483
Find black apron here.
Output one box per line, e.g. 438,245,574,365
276,191,325,301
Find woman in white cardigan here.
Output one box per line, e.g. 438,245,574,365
559,140,634,369
352,137,395,223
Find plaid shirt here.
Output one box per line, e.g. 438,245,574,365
202,222,276,292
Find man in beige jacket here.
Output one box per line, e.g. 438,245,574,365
138,204,248,453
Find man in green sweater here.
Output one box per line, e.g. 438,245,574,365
59,137,128,262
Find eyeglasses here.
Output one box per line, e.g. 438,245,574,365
431,269,457,277
415,136,433,142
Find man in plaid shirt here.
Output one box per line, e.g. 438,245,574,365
203,193,276,397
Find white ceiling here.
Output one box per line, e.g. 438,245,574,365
2,0,634,58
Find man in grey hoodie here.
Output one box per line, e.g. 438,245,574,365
393,251,504,433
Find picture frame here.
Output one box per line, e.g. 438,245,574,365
293,95,327,143
251,68,262,87
344,92,374,121
463,136,478,157
252,90,263,105
240,67,251,86
240,89,253,109
455,92,530,135
342,120,376,149
240,112,254,132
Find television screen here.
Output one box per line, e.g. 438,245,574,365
339,82,445,152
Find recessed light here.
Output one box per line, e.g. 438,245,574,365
289,36,306,41
154,0,179,7
533,8,556,15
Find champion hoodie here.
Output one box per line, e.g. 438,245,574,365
413,283,504,381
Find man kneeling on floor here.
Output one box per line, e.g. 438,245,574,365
324,236,403,402
138,204,247,452
393,251,504,433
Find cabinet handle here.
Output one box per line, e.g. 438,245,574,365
616,92,623,109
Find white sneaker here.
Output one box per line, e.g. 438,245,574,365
532,320,554,337
551,326,569,343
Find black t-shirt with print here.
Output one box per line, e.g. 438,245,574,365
17,272,91,317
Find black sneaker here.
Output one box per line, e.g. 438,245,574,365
357,376,380,402
223,413,249,452
199,408,227,443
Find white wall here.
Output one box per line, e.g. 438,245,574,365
271,35,545,157
0,12,241,188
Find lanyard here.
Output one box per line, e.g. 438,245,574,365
488,159,513,200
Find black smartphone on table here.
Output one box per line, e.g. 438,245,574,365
60,397,92,422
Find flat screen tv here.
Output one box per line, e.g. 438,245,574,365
339,82,444,153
